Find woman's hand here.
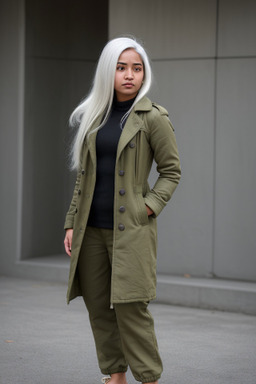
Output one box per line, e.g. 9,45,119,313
64,229,73,257
145,205,154,216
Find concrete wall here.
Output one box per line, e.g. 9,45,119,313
0,0,25,276
109,0,256,281
22,0,108,260
0,0,108,279
0,0,255,289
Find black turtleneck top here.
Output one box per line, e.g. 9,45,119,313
87,96,135,229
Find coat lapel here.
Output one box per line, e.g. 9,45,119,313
116,112,144,160
116,96,152,159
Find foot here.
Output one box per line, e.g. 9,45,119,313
101,378,111,384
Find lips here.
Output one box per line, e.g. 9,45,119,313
123,83,134,87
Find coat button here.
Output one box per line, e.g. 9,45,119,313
119,206,125,213
129,142,135,148
118,223,125,231
81,169,85,175
78,189,81,195
119,170,125,176
119,189,125,196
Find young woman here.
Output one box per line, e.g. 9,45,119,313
64,37,181,384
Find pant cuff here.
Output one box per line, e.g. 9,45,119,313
136,375,161,383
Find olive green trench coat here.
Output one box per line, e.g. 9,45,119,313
64,96,181,305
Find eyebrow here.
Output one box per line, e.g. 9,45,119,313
117,61,143,66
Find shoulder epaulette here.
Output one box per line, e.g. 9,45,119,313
152,103,169,116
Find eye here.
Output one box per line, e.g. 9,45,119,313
116,65,125,71
134,66,142,72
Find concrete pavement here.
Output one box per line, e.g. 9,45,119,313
1,276,256,384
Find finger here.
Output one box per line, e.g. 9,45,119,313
64,239,71,257
68,234,73,255
66,246,71,257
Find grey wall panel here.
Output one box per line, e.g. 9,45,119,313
21,0,108,259
109,0,217,59
64,60,97,215
20,0,108,261
149,60,215,276
218,0,256,57
215,59,256,280
22,59,96,259
22,58,70,258
26,0,108,60
0,0,24,274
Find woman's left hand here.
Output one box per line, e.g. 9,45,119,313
145,205,154,216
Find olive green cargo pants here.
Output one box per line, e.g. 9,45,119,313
77,226,163,383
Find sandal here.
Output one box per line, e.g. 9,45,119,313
101,377,111,383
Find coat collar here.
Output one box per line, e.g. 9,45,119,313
134,96,152,112
116,110,142,159
117,96,152,159
87,96,153,165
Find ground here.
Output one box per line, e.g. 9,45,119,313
1,276,256,384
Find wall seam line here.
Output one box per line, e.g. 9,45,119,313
16,0,26,263
211,0,220,278
151,55,256,62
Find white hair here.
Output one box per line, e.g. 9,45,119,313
69,36,152,170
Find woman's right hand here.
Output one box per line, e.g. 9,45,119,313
64,229,73,257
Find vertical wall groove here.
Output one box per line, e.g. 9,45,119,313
16,0,25,262
211,0,219,277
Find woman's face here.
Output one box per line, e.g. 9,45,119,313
114,48,144,102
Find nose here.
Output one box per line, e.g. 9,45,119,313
125,68,134,79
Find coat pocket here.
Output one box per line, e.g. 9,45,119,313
136,193,149,226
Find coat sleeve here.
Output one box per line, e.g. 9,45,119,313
144,105,181,217
64,168,81,230
64,146,84,230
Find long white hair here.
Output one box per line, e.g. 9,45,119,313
69,36,152,170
